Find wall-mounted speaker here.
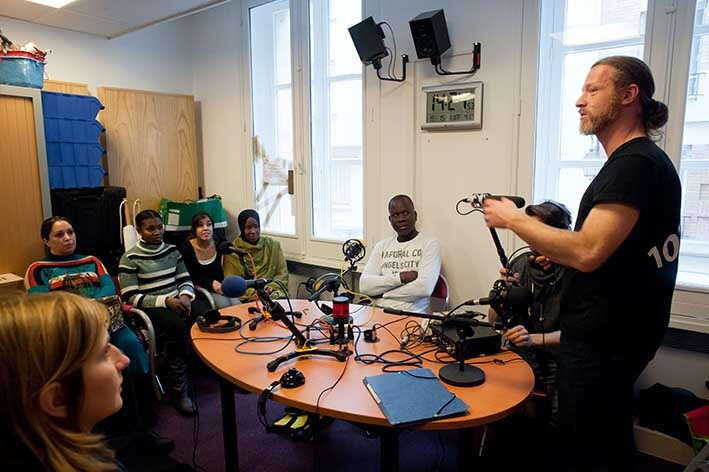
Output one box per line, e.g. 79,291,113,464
348,16,387,66
409,9,450,64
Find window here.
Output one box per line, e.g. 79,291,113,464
535,0,646,220
247,0,363,258
535,0,709,292
309,0,363,240
534,0,709,331
249,0,295,236
678,0,709,288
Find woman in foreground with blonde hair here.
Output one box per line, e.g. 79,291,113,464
0,291,130,471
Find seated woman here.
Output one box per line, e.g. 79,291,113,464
24,216,148,378
0,292,130,471
179,211,241,309
119,209,209,416
223,209,289,302
488,200,572,429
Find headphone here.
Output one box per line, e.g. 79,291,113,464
257,368,306,432
196,309,242,333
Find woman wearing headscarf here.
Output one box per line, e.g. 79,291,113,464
222,209,288,301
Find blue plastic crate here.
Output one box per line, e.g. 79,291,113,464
46,142,104,166
48,165,106,189
44,118,105,144
0,55,45,89
42,92,104,120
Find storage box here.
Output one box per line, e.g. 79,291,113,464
0,273,25,295
0,51,45,89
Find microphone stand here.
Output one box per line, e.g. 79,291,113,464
247,280,301,330
259,288,347,372
383,308,493,387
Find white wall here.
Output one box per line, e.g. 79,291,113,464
190,0,535,305
0,15,195,95
189,2,249,232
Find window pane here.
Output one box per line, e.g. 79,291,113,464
558,46,643,162
250,0,295,235
677,1,709,287
558,167,601,221
534,0,646,206
310,0,363,240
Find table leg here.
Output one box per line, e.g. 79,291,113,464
380,429,399,471
458,427,478,470
219,379,239,472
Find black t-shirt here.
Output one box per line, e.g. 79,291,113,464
560,137,681,357
179,239,226,290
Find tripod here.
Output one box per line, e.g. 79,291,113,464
258,288,347,372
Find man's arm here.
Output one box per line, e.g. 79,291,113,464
383,239,441,299
358,240,402,296
484,199,639,272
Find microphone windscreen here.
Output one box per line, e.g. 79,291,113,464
221,275,247,298
507,285,532,308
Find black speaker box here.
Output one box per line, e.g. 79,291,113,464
348,16,387,65
409,9,450,61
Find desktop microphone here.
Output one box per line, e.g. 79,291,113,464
221,275,271,298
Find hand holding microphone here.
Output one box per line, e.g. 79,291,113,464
482,196,524,229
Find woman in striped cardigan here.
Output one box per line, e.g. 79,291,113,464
118,210,209,417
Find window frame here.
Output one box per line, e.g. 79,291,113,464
529,0,709,333
242,0,366,267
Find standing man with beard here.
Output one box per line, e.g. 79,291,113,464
483,56,681,471
360,194,441,314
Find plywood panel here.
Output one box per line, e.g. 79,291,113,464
97,87,198,211
43,80,90,95
0,95,47,276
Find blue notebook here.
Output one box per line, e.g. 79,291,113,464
363,368,469,426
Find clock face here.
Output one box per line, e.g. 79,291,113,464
426,89,476,124
421,82,482,130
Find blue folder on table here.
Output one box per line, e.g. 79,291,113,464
363,367,469,426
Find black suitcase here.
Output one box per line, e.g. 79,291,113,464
50,186,126,274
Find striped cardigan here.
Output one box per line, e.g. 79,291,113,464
118,240,195,309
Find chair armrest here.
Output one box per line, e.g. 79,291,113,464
195,286,216,309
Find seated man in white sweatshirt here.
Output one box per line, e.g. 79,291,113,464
359,194,442,313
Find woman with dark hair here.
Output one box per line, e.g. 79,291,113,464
223,209,289,301
179,211,241,308
0,292,130,471
118,210,209,416
488,200,572,431
25,216,148,378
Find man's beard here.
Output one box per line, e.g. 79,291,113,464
579,93,621,135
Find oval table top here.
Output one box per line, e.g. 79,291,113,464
191,300,534,430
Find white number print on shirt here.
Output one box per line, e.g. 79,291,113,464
647,233,680,269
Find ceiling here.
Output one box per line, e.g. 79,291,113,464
0,0,230,39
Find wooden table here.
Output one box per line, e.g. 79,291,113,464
191,300,535,471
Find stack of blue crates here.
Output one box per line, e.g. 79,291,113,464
42,91,107,189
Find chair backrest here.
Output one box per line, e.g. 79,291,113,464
430,273,449,311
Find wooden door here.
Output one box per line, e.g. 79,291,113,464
0,94,47,276
97,87,199,212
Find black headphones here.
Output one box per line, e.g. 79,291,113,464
196,309,241,333
257,368,305,432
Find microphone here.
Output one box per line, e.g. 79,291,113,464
217,240,248,257
463,284,532,310
221,275,271,298
464,193,526,209
307,277,340,302
342,239,366,263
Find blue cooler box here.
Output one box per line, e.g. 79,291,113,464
0,53,45,89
